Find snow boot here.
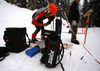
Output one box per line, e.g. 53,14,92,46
71,33,79,44
68,30,72,33
71,39,79,44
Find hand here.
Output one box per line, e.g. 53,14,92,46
43,23,47,26
72,20,77,26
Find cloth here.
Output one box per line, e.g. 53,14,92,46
69,1,80,23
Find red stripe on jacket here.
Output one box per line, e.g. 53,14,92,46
32,10,45,26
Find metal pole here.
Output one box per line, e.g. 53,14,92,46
60,0,63,38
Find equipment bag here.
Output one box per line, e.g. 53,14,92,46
0,47,9,61
3,27,30,53
40,36,64,69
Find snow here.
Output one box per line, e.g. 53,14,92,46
0,0,100,71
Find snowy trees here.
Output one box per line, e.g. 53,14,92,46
5,0,48,10
4,0,72,17
27,0,48,10
5,0,27,8
82,0,89,14
89,0,100,27
82,0,100,27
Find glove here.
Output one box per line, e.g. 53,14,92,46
43,23,47,26
72,20,77,26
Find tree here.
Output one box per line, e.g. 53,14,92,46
5,0,16,4
81,0,90,27
82,0,100,27
89,0,100,27
82,0,90,14
16,0,27,8
4,0,72,18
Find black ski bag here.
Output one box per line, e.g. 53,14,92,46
40,36,64,68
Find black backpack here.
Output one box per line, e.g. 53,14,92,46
3,27,30,53
0,47,9,61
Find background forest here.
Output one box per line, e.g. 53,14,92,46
5,0,100,27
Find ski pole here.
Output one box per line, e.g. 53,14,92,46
58,0,63,61
70,51,71,56
60,0,63,38
80,52,86,60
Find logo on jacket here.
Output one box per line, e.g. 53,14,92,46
35,16,39,20
48,50,55,65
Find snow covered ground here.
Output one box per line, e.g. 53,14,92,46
0,0,100,71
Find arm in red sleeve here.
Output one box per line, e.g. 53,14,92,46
32,19,43,26
32,15,43,26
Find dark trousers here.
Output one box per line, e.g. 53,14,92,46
32,26,44,39
34,26,44,34
71,24,78,41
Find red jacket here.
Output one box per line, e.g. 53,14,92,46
32,8,55,26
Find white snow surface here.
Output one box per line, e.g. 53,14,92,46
0,1,100,71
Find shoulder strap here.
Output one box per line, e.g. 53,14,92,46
25,32,30,47
55,39,65,71
0,53,9,62
55,39,64,65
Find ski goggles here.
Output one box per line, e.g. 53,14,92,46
48,11,54,16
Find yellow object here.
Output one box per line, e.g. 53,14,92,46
83,9,93,23
44,32,51,35
56,17,58,19
83,9,93,44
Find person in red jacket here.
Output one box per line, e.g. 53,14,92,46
31,4,57,42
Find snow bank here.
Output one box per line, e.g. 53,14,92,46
0,0,100,71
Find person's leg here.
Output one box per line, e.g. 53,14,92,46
71,25,79,44
40,26,45,40
31,26,40,42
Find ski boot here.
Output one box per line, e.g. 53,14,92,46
71,34,79,45
71,39,79,44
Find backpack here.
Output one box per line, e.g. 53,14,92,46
0,47,9,61
3,27,30,53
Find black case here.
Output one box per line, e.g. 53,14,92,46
45,37,60,68
3,27,30,53
40,37,61,68
40,19,64,70
0,47,9,61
